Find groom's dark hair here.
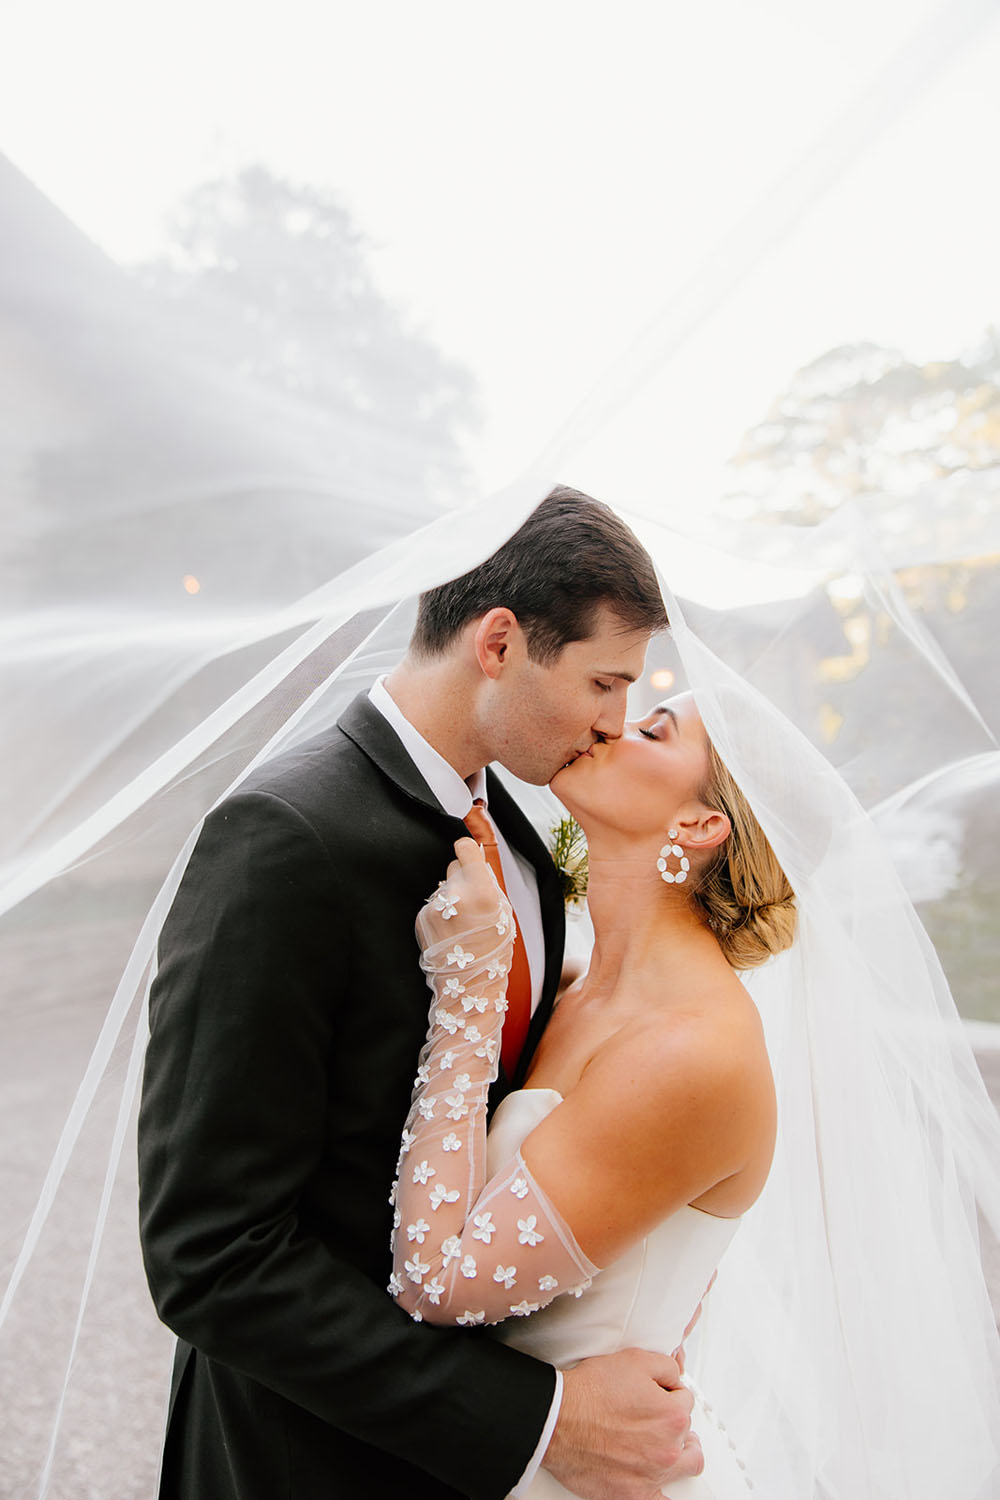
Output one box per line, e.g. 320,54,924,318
412,485,668,662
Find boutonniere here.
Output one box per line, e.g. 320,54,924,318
548,816,589,909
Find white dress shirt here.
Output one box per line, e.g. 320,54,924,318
367,675,562,1492
368,676,545,1012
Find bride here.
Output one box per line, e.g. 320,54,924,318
393,668,1000,1499
392,692,792,1497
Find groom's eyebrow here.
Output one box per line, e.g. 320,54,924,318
605,669,638,682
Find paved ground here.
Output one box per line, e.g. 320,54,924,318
2,908,998,1499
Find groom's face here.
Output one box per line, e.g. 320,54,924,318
484,606,651,785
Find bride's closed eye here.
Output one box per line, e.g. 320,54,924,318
638,727,659,741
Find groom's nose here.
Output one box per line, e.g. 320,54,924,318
592,690,628,741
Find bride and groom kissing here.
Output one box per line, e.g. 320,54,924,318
137,485,794,1499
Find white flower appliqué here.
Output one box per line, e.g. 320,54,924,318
457,1309,486,1326
538,1274,559,1292
404,1253,430,1284
453,1072,472,1093
441,1235,462,1265
416,1097,437,1122
445,1092,469,1120
509,1299,541,1317
424,1277,446,1305
439,1050,457,1072
460,1254,478,1278
434,1009,460,1036
517,1216,544,1247
399,1128,415,1156
412,1160,436,1185
429,1183,460,1211
487,959,508,981
388,1271,404,1297
446,944,473,970
493,1264,517,1289
442,1131,462,1152
432,887,459,919
475,1038,498,1064
414,1063,431,1086
472,1212,495,1244
406,1218,430,1244
443,978,466,1001
463,1025,482,1044
509,1176,530,1200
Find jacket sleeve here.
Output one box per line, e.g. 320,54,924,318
138,790,556,1500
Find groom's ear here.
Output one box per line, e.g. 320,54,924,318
472,608,521,678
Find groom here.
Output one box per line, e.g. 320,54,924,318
138,486,703,1499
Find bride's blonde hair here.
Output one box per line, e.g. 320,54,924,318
692,743,797,970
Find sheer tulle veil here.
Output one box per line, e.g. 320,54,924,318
3,4,1000,1494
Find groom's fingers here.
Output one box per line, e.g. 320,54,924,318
647,1350,689,1393
548,1348,702,1496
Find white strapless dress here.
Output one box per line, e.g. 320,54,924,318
487,1089,755,1500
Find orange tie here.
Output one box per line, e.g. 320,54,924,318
463,799,532,1078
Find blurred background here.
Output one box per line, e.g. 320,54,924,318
1,1,999,1493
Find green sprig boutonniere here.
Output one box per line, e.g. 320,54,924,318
548,816,589,909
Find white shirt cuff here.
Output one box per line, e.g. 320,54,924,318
509,1369,564,1496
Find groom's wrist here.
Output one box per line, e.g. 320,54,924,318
508,1371,563,1496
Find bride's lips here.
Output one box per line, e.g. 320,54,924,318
558,745,597,772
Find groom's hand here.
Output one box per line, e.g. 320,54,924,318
543,1348,702,1499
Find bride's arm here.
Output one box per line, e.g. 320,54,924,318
391,841,769,1326
390,839,599,1325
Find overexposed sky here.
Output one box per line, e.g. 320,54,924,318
3,0,999,598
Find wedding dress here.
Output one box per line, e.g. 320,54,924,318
390,867,755,1500
489,1089,749,1500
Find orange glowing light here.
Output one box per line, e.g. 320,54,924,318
649,669,675,690
183,575,201,595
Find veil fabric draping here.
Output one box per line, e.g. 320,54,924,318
3,480,1000,1500
4,4,1000,1493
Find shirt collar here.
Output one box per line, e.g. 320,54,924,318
368,675,487,819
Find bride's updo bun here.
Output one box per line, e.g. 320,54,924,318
692,743,796,971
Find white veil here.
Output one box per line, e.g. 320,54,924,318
3,2,1000,1494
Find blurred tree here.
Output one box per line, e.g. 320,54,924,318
722,330,1000,524
137,164,481,504
718,333,1000,1022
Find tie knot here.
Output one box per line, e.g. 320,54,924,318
463,801,497,848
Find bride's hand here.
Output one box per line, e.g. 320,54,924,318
442,836,504,925
415,837,511,951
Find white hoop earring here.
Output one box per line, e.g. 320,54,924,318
657,829,690,885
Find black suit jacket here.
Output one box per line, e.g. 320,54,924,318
138,695,566,1500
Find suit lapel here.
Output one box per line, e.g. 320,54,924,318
339,693,566,1091
337,694,448,815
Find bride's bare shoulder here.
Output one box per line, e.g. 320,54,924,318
588,963,770,1093
521,968,776,1259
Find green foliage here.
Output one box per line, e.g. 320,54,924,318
918,873,1000,1024
548,816,589,909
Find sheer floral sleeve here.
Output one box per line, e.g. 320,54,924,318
389,848,599,1327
